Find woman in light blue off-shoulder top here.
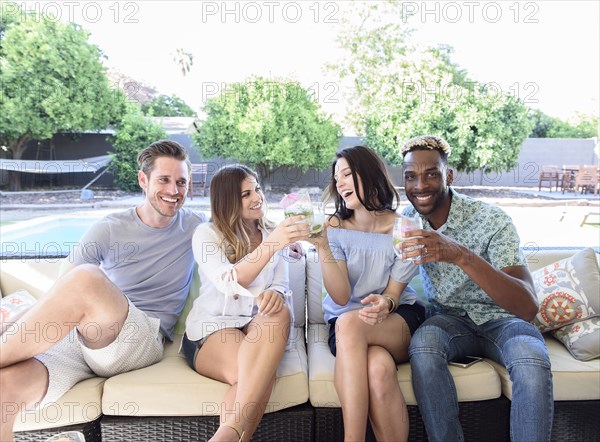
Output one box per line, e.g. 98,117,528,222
309,146,426,442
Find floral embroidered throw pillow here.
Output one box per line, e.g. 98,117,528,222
531,248,599,333
552,317,600,361
1,289,37,335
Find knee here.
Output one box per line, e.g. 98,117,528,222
367,352,397,396
503,327,551,370
66,264,106,286
333,314,365,353
409,322,449,355
334,312,362,338
60,265,110,300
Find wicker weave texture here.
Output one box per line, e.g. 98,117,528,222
14,420,101,442
551,401,600,442
314,406,429,442
101,403,314,442
314,399,511,442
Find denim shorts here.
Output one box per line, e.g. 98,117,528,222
180,333,210,370
327,302,426,356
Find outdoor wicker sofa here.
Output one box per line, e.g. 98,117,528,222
2,247,598,442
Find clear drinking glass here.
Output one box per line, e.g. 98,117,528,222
44,431,86,442
280,192,325,237
392,214,424,261
310,202,325,238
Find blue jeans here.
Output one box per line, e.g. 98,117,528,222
409,314,553,442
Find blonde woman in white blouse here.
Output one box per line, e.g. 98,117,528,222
183,165,310,442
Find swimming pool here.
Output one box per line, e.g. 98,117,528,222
1,214,101,259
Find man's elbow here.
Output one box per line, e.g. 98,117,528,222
521,297,539,322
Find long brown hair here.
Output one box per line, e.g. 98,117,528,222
327,145,399,220
210,165,274,263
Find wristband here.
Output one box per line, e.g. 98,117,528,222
382,295,397,313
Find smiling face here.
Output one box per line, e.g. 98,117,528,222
403,149,453,227
138,156,188,224
334,157,364,211
240,175,265,222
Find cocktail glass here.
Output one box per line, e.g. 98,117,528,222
392,215,424,261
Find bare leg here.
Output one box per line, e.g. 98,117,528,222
333,311,412,442
0,265,129,368
367,346,409,442
0,359,49,442
196,308,290,441
215,376,277,441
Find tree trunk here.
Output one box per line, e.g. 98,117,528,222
7,136,29,192
258,162,272,192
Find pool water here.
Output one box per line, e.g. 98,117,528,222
1,215,101,258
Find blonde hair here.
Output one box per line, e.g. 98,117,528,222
401,135,452,160
210,165,274,263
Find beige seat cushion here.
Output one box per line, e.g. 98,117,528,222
14,377,105,432
307,323,501,407
102,330,309,416
0,259,65,299
488,335,600,401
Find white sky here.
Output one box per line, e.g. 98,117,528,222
15,1,600,131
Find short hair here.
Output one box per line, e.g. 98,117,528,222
136,140,191,177
401,135,452,163
328,145,399,220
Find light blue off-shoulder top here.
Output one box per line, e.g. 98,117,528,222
322,227,419,323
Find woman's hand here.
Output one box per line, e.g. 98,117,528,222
358,294,390,325
305,219,330,249
266,215,310,251
257,289,285,316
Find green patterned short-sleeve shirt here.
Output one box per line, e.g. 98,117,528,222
402,188,526,325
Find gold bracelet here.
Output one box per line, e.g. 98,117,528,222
382,295,397,313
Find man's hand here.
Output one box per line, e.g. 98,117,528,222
403,229,471,265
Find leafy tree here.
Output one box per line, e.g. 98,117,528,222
330,0,533,174
528,109,555,138
0,1,19,40
141,94,196,117
193,76,342,189
568,114,599,138
0,4,126,190
109,109,167,191
529,109,598,138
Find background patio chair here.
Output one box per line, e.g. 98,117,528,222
574,165,600,194
188,163,208,199
560,165,580,193
538,165,559,191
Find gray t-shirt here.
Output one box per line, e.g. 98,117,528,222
69,207,206,340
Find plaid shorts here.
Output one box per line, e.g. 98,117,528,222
34,299,164,407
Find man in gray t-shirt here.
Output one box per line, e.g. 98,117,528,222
0,140,205,442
